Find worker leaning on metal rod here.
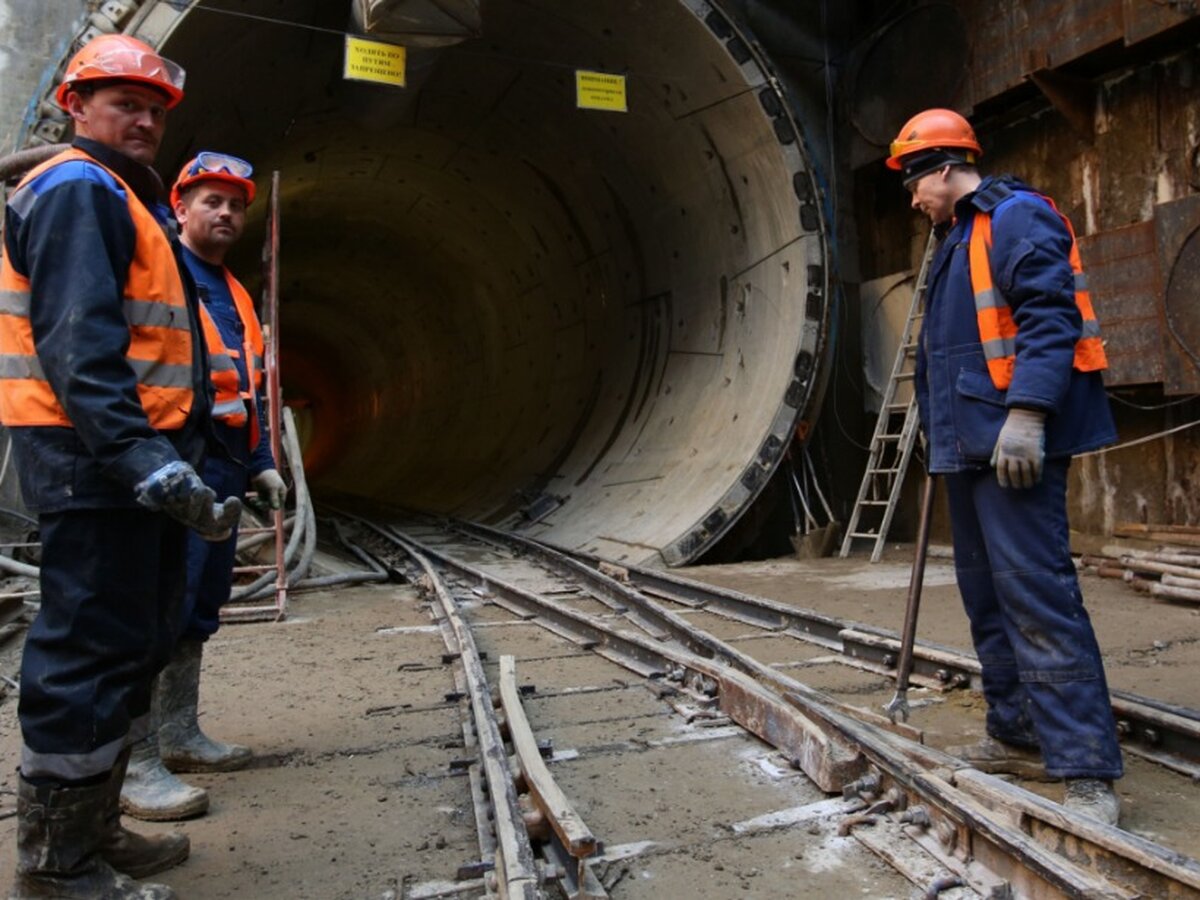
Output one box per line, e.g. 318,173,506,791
0,33,244,899
887,108,1123,826
120,151,286,822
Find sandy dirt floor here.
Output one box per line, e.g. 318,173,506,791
0,544,1194,898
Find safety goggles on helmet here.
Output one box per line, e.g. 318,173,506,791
187,152,254,180
171,151,257,207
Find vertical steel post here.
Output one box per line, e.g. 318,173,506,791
264,170,287,620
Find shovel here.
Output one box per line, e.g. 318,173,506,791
884,471,937,724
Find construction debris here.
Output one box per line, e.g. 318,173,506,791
1080,527,1200,604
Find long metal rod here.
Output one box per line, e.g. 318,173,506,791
884,472,936,723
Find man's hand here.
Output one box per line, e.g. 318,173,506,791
135,461,243,541
251,468,288,510
991,408,1046,489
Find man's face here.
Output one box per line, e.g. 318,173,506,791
175,182,247,260
908,165,955,224
66,83,168,165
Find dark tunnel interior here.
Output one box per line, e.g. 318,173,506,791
139,0,832,565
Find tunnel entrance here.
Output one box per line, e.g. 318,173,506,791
36,0,833,566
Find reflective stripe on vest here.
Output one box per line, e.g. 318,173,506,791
0,148,194,428
968,193,1108,390
196,267,264,449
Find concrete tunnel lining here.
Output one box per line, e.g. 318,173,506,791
27,0,832,566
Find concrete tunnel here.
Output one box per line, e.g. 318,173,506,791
27,0,834,567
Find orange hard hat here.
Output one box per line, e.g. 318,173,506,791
886,108,982,170
170,152,256,207
56,33,185,110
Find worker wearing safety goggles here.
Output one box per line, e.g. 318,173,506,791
120,152,284,823
888,108,1122,825
0,33,243,899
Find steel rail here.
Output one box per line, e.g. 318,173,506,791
352,516,863,792
489,528,1200,778
450,520,926,743
380,519,1200,899
388,531,541,899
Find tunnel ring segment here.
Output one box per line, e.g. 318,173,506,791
19,0,832,568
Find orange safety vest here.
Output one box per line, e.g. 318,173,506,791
968,193,1107,390
0,148,194,428
197,269,263,451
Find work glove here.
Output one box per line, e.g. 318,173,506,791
135,461,243,541
251,468,288,510
990,408,1046,490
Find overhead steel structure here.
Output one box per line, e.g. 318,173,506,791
15,0,833,566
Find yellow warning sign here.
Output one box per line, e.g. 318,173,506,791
343,36,407,87
575,70,627,112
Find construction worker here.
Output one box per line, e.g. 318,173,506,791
886,109,1123,825
121,151,286,821
0,34,243,898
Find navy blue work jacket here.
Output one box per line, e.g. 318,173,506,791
2,139,210,513
914,175,1116,473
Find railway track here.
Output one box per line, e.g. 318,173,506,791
335,511,1200,899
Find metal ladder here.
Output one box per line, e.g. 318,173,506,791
839,231,936,562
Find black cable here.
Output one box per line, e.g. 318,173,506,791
1107,391,1199,411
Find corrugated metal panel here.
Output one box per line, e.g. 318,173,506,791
962,1,1025,102
960,0,1123,105
958,0,1197,110
1024,0,1124,71
1124,0,1200,45
1079,221,1164,387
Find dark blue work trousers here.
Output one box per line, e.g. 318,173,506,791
180,454,248,642
945,459,1123,779
19,508,186,782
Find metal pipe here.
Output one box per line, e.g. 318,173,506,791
0,555,39,579
0,144,69,182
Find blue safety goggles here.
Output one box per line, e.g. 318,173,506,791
188,151,253,179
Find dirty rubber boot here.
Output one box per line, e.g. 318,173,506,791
945,736,1051,781
11,774,176,899
159,639,252,774
1063,778,1120,827
120,731,209,822
101,747,190,878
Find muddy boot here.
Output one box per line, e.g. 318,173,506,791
11,773,176,899
159,639,252,774
101,747,190,877
1063,778,1120,826
119,730,209,822
945,736,1050,780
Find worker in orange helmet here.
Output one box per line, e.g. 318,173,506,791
887,109,1122,825
120,152,285,822
1,33,242,899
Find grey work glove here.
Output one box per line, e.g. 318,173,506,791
990,408,1046,490
251,468,288,510
135,460,243,541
